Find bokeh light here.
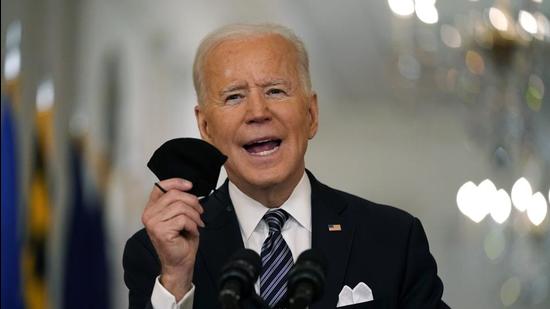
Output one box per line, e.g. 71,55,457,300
440,24,462,48
501,277,521,306
3,20,22,81
527,192,548,226
415,0,439,24
457,179,510,223
488,7,509,31
519,10,538,34
36,79,55,111
457,181,477,217
465,50,485,75
455,178,550,225
490,189,512,224
472,179,495,223
511,177,533,212
4,49,21,81
388,0,415,17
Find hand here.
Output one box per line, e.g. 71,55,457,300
141,178,205,300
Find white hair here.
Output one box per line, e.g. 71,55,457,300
192,23,312,105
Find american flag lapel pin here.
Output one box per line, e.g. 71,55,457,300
328,224,342,232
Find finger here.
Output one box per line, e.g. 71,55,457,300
156,201,205,228
156,190,203,214
168,214,200,237
148,178,193,201
143,193,202,226
146,189,202,218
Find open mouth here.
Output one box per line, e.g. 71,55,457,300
243,138,282,156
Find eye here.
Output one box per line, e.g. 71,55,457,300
225,93,244,105
266,88,287,97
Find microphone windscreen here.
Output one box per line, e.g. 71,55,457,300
296,249,327,272
230,249,261,273
147,138,227,196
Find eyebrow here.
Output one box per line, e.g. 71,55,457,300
258,79,290,88
219,79,291,96
219,82,248,96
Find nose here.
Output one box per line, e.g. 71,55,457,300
245,89,271,124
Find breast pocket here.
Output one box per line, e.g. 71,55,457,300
337,300,380,308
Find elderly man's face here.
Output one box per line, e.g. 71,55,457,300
195,34,318,193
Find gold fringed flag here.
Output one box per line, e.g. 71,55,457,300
23,95,54,309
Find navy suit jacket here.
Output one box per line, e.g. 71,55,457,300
123,171,449,308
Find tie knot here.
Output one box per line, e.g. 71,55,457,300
263,209,289,233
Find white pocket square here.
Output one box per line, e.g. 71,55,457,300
337,282,374,307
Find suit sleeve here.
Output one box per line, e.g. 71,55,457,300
123,232,161,309
399,218,450,309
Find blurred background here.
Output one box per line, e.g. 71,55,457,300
1,0,549,308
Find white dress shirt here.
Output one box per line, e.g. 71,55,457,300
151,172,312,308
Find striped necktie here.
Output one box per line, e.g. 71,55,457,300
260,209,294,308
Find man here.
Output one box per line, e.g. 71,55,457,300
123,23,449,308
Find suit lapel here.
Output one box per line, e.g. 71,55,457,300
197,181,245,286
308,171,356,309
198,173,356,308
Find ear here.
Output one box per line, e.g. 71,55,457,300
195,104,213,142
307,92,319,139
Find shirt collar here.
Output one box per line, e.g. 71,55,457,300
228,172,312,241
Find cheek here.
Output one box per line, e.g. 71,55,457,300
208,115,239,149
210,127,230,148
287,109,311,136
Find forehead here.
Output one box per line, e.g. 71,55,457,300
203,34,300,86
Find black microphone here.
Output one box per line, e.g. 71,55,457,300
219,249,261,309
287,249,327,309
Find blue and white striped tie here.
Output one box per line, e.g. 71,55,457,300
260,209,294,308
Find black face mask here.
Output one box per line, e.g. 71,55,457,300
147,138,227,197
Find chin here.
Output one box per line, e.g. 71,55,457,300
245,169,283,188
228,165,285,189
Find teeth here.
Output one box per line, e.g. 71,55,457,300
248,139,272,146
250,146,279,156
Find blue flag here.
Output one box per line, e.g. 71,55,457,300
1,96,24,309
63,141,110,309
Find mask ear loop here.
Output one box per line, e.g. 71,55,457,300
154,182,167,193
